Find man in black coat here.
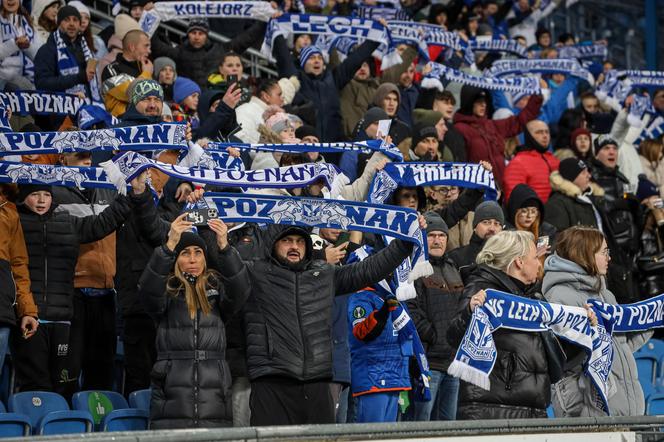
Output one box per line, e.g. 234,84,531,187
407,212,464,421
216,217,426,426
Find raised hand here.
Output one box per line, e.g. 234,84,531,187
325,241,348,264
208,218,229,250
165,213,194,252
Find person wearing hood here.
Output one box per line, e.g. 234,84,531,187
192,87,239,142
0,0,41,89
406,212,463,421
372,82,411,146
448,200,504,281
506,183,557,244
215,214,427,425
339,57,379,140
542,226,650,417
504,119,560,203
12,175,152,397
30,0,60,47
272,35,380,142
453,85,543,188
138,215,249,429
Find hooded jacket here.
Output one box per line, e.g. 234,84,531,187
216,225,414,382
453,85,543,187
503,128,560,203
542,254,650,417
193,89,237,141
446,264,555,419
30,0,55,45
505,183,557,242
544,171,605,232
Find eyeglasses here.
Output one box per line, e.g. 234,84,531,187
517,208,539,216
433,187,459,195
597,248,610,257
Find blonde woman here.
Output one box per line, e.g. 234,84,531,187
139,214,249,429
542,226,651,417
446,230,561,420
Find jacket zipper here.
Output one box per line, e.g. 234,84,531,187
294,273,307,379
193,307,199,424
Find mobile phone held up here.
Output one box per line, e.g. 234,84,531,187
226,74,238,86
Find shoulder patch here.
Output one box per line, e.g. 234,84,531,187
352,306,366,319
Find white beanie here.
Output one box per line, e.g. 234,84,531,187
114,13,140,40
68,0,90,16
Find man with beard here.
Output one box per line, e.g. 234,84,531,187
216,215,426,426
448,200,504,281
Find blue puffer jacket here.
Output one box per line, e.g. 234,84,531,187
347,288,412,396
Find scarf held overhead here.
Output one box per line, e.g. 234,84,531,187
0,91,85,116
448,289,612,415
486,59,595,85
101,151,349,197
0,123,188,154
0,161,115,189
422,62,541,95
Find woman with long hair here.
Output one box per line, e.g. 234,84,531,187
1,0,40,89
447,230,564,419
29,0,58,46
68,1,106,59
542,226,651,416
139,214,249,429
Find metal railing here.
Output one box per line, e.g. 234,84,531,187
88,0,278,78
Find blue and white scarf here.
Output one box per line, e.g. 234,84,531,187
0,91,85,116
627,95,656,127
422,62,541,95
0,123,187,154
53,31,102,106
0,107,10,133
368,162,498,205
449,289,612,414
355,6,411,21
199,192,427,268
635,115,664,146
1,14,35,81
101,151,349,197
177,142,245,171
469,38,527,58
618,70,664,88
558,43,608,60
138,1,276,36
486,59,595,85
261,14,401,69
208,139,404,162
0,160,115,189
389,21,474,65
588,295,664,333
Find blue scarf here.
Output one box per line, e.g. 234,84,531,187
0,91,85,116
0,160,115,189
368,162,498,205
558,43,608,60
635,115,664,146
261,14,401,69
200,192,427,268
389,21,473,65
469,38,527,58
588,295,664,333
138,1,276,36
422,62,541,95
177,142,245,171
0,107,10,133
53,30,102,106
101,151,349,197
486,59,595,85
0,123,187,154
627,95,656,127
449,289,612,414
1,14,35,81
355,6,411,21
208,139,403,162
618,70,664,88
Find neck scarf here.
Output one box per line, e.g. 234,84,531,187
422,62,541,94
0,123,188,155
486,59,595,85
448,289,611,414
0,91,85,116
101,151,349,197
1,13,35,81
53,30,102,106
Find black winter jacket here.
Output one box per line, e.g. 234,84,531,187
17,194,134,321
446,265,553,419
217,225,413,382
193,89,238,141
34,31,88,94
407,255,464,372
273,35,379,142
447,233,485,281
150,21,266,88
139,244,248,429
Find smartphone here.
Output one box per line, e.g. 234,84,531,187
227,74,238,85
335,231,351,247
536,236,550,249
185,208,219,226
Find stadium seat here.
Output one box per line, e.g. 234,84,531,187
128,389,151,412
72,390,147,431
8,391,93,435
546,405,555,418
0,401,31,437
636,354,659,399
637,339,664,376
647,392,664,415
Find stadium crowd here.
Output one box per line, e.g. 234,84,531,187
1,0,664,430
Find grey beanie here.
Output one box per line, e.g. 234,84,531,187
424,211,448,235
153,57,177,81
361,107,389,131
473,201,505,229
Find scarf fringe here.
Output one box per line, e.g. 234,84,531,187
447,360,491,390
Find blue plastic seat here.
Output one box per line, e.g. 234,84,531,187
636,354,659,400
0,401,31,437
72,390,147,431
128,389,151,412
546,405,555,418
647,392,664,415
8,391,92,435
637,339,664,375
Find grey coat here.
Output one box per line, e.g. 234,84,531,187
541,254,651,417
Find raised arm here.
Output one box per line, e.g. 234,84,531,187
333,39,380,90
273,34,298,78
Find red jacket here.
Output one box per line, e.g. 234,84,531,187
453,95,543,188
504,149,560,203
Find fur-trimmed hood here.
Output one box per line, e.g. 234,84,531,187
549,171,605,199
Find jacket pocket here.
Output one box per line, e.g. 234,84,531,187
265,324,274,359
552,375,584,417
150,360,172,417
501,351,517,391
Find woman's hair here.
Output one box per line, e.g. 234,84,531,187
2,3,32,27
81,25,96,53
219,51,241,66
38,11,56,33
514,209,540,240
476,230,534,272
257,78,279,98
166,262,218,319
554,226,605,276
640,138,664,163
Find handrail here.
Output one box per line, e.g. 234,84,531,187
88,0,278,78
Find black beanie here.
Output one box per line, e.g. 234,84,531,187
174,232,208,260
559,158,588,182
17,184,52,203
593,134,619,156
57,5,81,25
424,211,448,235
295,124,319,141
411,123,439,149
